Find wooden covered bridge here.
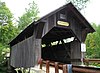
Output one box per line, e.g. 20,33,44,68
9,2,97,73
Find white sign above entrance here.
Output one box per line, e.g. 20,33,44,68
57,21,69,26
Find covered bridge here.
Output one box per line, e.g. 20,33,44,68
9,3,95,68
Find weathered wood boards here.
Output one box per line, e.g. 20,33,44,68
10,24,43,67
10,36,35,68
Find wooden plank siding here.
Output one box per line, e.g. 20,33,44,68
70,40,81,65
69,16,82,42
10,36,36,68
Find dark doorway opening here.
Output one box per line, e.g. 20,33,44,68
42,27,75,64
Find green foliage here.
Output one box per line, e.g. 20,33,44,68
0,1,19,46
66,0,89,10
85,33,95,58
0,1,19,72
18,1,39,31
0,24,19,45
85,23,100,58
0,2,13,25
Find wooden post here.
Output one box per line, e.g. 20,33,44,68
39,59,43,69
46,60,49,73
63,64,67,73
55,62,59,73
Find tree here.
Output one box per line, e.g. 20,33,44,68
85,23,100,58
0,1,19,72
93,24,100,58
18,1,39,31
85,32,95,58
66,0,90,11
0,1,18,45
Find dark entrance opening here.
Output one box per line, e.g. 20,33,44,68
42,27,75,64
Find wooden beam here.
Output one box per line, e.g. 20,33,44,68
84,59,100,63
63,64,67,73
55,62,59,73
46,60,50,73
39,59,43,69
73,67,100,73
